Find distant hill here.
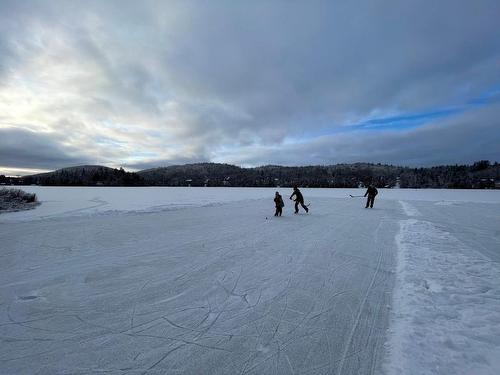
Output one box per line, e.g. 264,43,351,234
20,165,145,186
7,160,499,188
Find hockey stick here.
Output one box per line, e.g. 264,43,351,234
349,194,364,198
291,198,311,207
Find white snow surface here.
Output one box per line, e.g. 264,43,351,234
386,201,500,375
1,187,499,374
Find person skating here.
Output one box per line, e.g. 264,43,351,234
290,186,309,214
364,184,378,208
274,192,284,216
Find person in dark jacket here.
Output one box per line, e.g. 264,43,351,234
290,186,309,214
274,191,284,216
364,184,378,208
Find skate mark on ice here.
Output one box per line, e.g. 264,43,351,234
141,344,186,375
300,348,365,374
238,297,289,375
128,332,232,353
130,280,151,330
0,335,55,343
270,296,288,342
243,329,362,375
218,268,250,305
308,290,349,320
285,348,296,374
192,295,231,340
5,303,65,334
0,348,60,363
336,219,385,375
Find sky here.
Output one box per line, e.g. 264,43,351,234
0,0,499,175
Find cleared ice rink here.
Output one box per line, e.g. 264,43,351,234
1,187,499,374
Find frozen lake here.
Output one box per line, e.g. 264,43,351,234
1,187,499,374
2,186,500,222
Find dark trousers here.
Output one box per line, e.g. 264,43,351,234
366,195,375,208
295,200,308,213
275,206,282,216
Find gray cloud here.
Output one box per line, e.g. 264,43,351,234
0,0,499,171
226,102,500,167
0,127,91,170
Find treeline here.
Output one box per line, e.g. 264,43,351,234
138,163,404,188
399,161,499,188
138,160,499,188
10,165,145,186
1,161,498,188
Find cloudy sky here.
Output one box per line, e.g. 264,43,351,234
1,0,499,175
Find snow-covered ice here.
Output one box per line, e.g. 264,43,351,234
1,187,499,374
2,186,499,222
386,201,500,375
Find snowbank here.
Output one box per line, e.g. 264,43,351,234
0,188,39,213
385,201,500,375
